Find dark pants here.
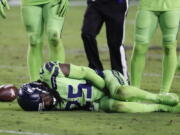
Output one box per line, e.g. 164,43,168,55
81,0,129,80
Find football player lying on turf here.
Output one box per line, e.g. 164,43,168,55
18,61,180,113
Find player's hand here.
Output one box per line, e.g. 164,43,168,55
56,0,69,17
0,0,10,19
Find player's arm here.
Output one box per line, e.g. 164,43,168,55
0,0,10,18
59,64,105,90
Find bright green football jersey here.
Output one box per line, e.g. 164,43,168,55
139,0,180,11
40,62,104,111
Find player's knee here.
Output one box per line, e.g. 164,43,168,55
113,86,128,100
48,30,60,47
162,34,177,55
162,21,178,44
29,35,41,48
163,34,177,45
163,42,176,55
99,97,114,112
135,34,149,44
100,97,124,113
133,43,148,55
111,102,125,112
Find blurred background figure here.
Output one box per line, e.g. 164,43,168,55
81,0,129,82
131,0,180,93
21,0,68,81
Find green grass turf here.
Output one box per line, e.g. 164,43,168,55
0,5,180,135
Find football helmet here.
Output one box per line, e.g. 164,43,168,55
17,81,55,111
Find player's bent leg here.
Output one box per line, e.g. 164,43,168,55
44,3,65,63
159,11,180,93
99,96,176,113
22,5,44,81
112,86,179,106
103,70,179,106
131,10,158,87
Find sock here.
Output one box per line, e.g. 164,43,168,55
49,39,65,63
160,42,177,93
27,44,43,81
131,42,149,87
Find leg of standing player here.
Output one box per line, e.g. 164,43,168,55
22,5,44,81
43,3,65,63
159,11,180,93
99,97,180,113
81,3,104,70
131,10,158,87
104,1,128,81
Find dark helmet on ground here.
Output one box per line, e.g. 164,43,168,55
17,81,55,111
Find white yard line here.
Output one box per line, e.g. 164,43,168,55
0,129,52,135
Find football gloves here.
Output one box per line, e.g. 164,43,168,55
52,0,69,17
0,0,10,19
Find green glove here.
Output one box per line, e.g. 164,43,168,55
0,0,10,19
55,0,69,17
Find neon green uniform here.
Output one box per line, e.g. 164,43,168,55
39,61,180,113
21,0,50,6
22,0,68,81
40,62,105,110
131,0,180,93
139,0,180,11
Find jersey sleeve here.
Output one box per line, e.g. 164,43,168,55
39,61,65,89
68,64,105,90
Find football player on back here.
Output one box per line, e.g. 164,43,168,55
17,61,180,113
131,0,180,93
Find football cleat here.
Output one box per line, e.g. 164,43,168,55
157,93,179,106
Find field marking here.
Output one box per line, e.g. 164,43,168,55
0,129,52,135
